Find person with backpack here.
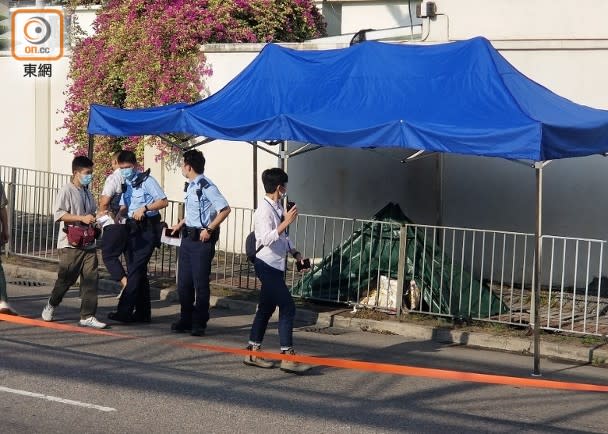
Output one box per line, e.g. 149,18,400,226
169,150,230,336
244,168,312,374
107,150,168,324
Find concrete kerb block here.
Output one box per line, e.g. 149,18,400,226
326,314,608,365
160,285,179,302
3,263,57,283
5,263,121,295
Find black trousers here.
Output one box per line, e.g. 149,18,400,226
248,259,295,349
116,217,161,319
177,231,218,328
100,224,127,282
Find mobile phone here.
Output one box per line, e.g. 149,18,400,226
296,258,311,271
287,201,296,212
164,228,180,238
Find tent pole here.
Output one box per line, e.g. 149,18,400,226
436,154,444,226
279,141,286,171
253,142,258,209
532,162,543,376
87,134,94,159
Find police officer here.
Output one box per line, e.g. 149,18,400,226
97,149,128,295
170,149,230,336
108,150,168,323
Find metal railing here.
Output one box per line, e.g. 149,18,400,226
402,224,608,336
3,164,608,336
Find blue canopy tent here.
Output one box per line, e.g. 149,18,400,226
88,37,608,374
89,36,608,160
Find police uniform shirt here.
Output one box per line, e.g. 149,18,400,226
54,183,97,249
184,174,229,228
100,168,124,215
120,173,166,218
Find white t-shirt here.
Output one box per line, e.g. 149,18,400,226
101,168,124,215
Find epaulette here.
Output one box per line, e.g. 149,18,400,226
196,178,210,200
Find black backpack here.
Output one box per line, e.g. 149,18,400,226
245,231,263,263
246,201,282,263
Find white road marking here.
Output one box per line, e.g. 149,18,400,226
0,386,116,412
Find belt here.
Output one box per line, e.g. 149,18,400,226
182,226,219,240
127,214,161,230
183,226,204,237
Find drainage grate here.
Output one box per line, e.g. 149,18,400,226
7,279,48,287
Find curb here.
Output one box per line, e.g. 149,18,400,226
4,263,122,294
3,263,58,284
4,263,607,365
316,312,608,366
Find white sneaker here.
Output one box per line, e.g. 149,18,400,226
41,302,55,322
79,316,107,329
0,300,17,315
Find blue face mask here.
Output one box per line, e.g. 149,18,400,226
80,174,93,186
120,167,135,180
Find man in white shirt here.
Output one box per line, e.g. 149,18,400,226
244,168,312,374
98,149,128,292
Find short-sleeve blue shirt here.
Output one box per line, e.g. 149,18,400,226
120,173,166,218
184,174,229,228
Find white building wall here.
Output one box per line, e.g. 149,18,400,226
340,1,419,34
435,0,608,41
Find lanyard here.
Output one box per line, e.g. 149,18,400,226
80,187,91,214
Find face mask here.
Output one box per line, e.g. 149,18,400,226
120,167,135,180
80,174,93,186
279,189,287,200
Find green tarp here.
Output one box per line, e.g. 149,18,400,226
293,203,507,319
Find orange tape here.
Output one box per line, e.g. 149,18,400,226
174,341,608,392
2,312,608,392
0,313,131,338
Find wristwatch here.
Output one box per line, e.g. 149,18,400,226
206,226,215,233
144,205,149,212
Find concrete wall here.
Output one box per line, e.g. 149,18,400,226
0,54,72,174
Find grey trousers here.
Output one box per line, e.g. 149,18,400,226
49,248,99,319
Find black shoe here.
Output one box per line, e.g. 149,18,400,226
171,320,192,333
191,325,206,337
107,311,135,323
